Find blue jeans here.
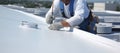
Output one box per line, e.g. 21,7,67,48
78,17,96,34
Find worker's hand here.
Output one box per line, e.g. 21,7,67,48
46,15,55,24
48,22,63,30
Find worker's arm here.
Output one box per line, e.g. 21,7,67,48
65,0,90,27
56,0,87,27
45,0,60,24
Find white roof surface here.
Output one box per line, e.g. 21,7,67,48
0,5,120,53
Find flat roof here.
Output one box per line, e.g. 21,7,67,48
0,5,120,53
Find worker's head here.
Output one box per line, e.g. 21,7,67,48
61,0,70,5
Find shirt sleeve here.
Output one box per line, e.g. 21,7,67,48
45,0,60,18
66,0,90,27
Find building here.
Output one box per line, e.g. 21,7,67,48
93,2,117,11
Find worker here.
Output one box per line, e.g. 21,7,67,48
45,0,96,34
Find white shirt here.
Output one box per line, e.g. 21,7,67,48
64,4,71,18
46,0,90,27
